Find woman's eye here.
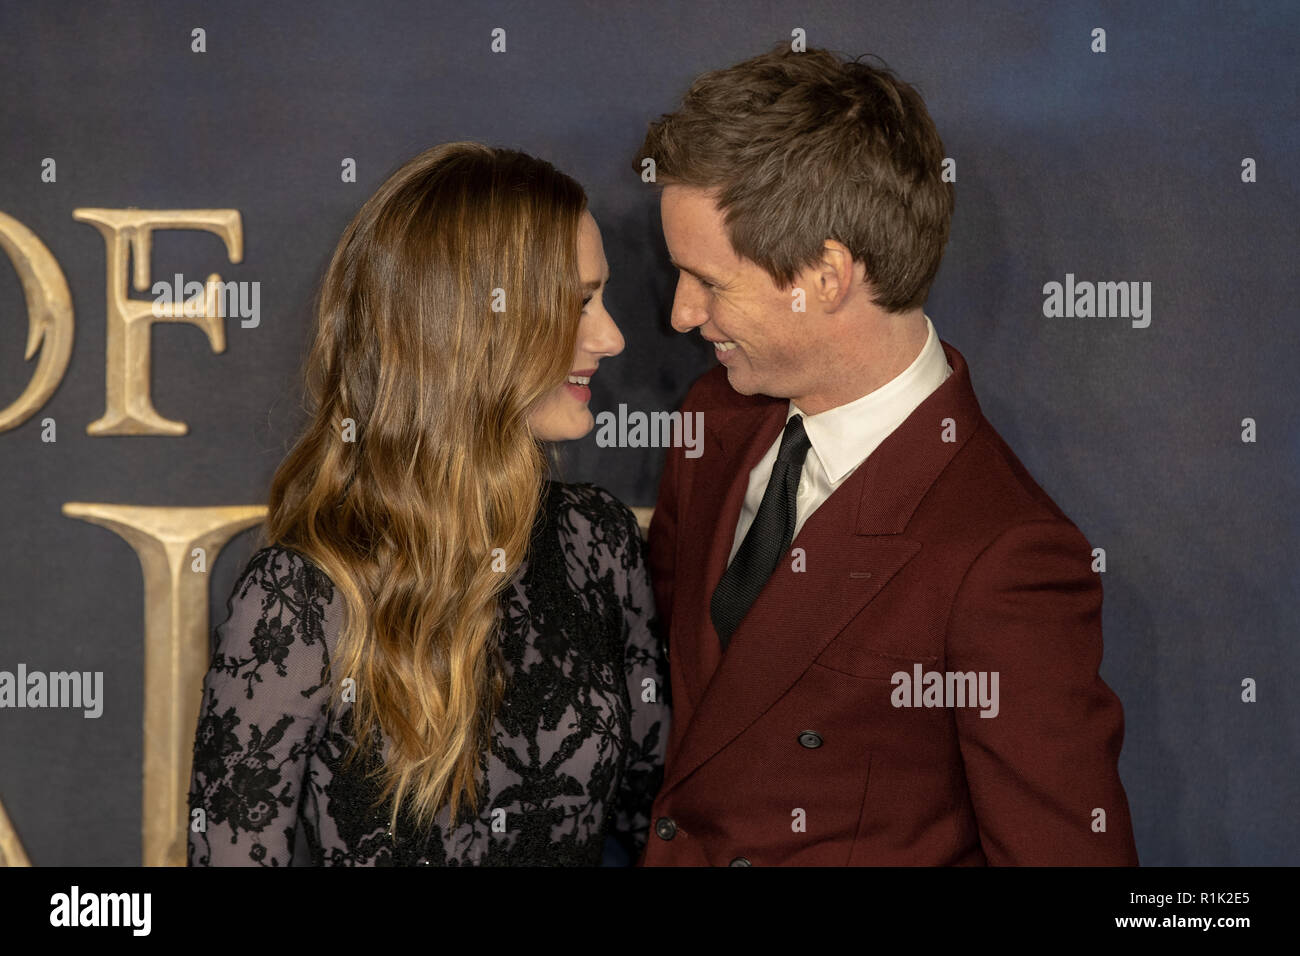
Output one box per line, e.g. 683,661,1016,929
582,295,593,307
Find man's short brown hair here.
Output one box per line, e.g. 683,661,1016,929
640,46,953,313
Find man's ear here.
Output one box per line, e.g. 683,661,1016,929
807,239,856,312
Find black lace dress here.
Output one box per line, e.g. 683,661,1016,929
187,482,668,866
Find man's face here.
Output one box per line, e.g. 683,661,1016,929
660,184,827,407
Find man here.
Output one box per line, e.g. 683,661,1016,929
638,46,1139,865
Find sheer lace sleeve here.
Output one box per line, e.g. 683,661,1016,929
602,493,670,857
187,546,338,866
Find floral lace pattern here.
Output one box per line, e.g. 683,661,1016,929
188,482,667,866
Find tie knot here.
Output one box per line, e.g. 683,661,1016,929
776,414,811,465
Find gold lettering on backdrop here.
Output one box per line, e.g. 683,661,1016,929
72,209,242,436
0,211,75,432
630,506,652,539
62,503,267,867
0,796,32,866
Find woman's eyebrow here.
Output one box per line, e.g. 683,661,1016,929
581,270,611,291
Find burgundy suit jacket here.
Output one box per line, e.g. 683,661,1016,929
642,341,1139,866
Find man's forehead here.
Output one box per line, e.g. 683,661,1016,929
661,185,734,260
662,183,723,217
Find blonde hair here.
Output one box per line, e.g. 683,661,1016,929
265,142,585,834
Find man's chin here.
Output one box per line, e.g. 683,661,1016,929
724,365,760,396
724,366,791,402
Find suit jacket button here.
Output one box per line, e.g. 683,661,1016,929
655,817,677,841
798,730,823,749
729,857,751,866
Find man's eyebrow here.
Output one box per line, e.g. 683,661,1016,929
669,258,721,285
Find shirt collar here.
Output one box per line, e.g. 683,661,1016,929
788,314,952,484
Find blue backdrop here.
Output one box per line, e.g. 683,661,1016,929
0,0,1295,865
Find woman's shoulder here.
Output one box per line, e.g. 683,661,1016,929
543,481,644,554
219,542,345,658
236,542,338,603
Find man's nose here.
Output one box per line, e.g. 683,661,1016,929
670,277,707,333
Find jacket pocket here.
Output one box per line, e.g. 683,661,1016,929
812,640,937,681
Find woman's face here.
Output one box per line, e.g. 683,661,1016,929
527,210,625,441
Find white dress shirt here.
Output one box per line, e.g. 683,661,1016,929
728,314,953,564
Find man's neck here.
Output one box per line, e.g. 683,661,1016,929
794,311,930,416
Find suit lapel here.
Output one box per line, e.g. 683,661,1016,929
660,461,922,796
661,340,984,798
670,398,787,709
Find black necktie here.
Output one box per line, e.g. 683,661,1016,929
711,414,812,648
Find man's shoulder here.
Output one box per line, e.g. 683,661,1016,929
933,416,1084,542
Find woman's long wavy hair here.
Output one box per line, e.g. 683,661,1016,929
264,142,585,834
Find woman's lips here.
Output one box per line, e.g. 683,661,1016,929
565,368,595,402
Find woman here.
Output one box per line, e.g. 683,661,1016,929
187,143,667,865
